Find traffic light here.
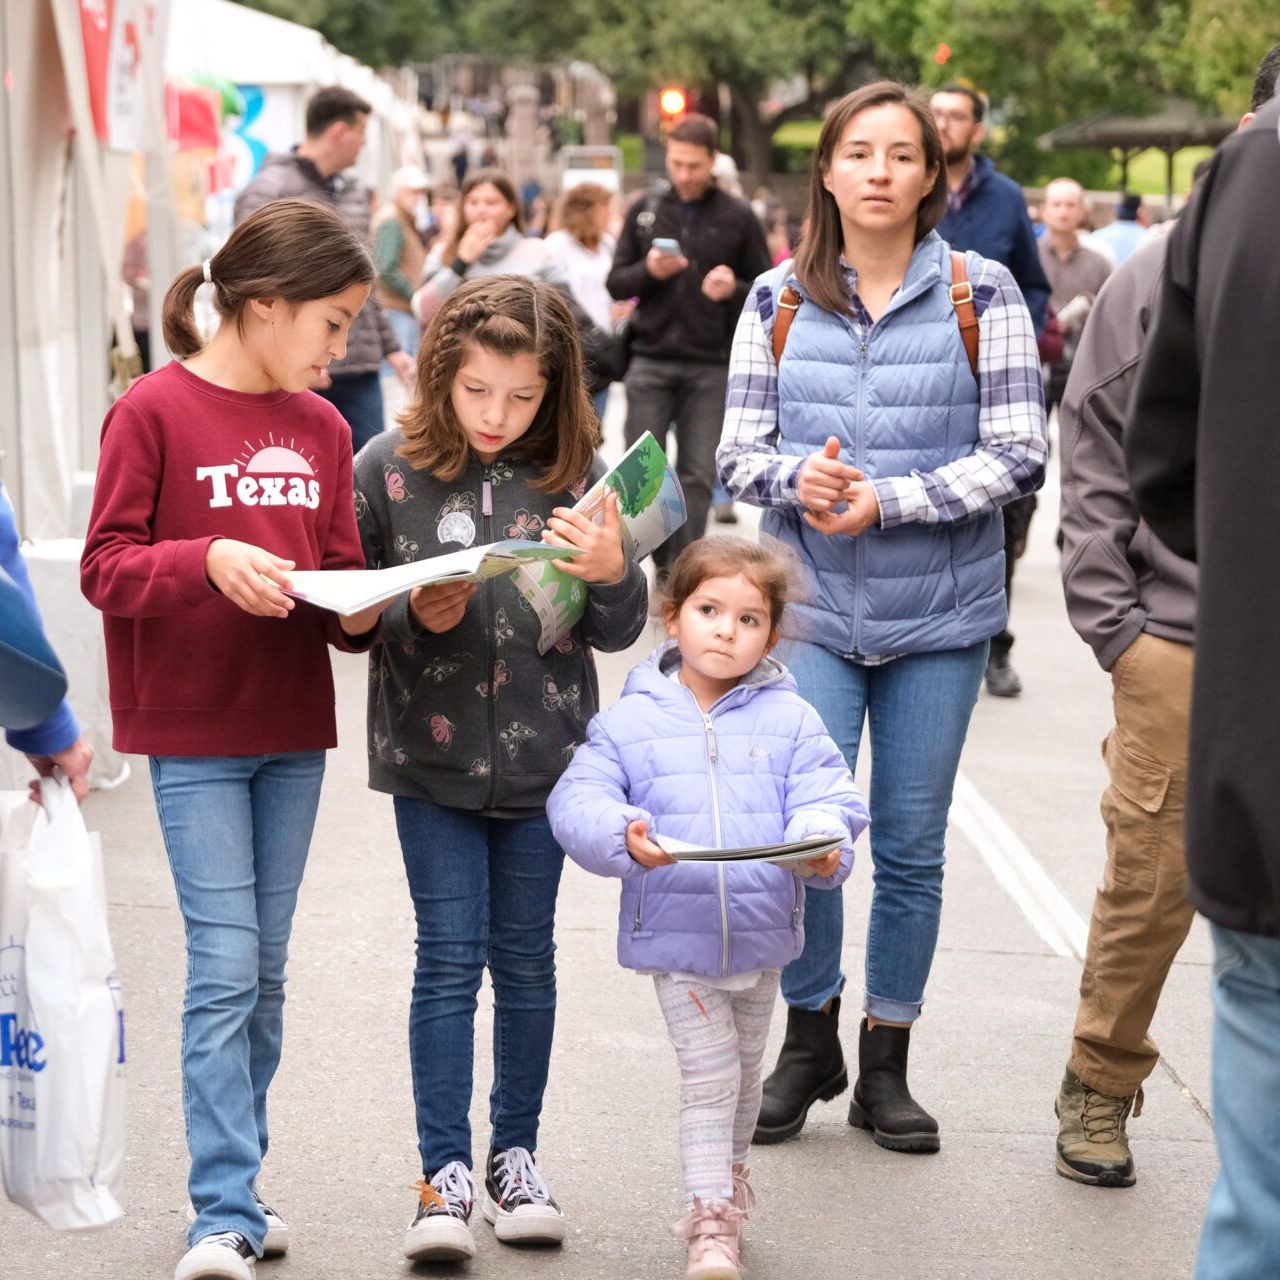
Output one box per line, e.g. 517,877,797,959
658,85,687,136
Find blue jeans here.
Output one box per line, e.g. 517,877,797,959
1195,924,1280,1279
315,370,385,455
150,752,326,1252
591,386,610,419
393,797,566,1175
384,308,420,365
778,639,987,1021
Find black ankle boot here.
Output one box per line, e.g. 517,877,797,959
752,998,847,1144
848,1019,940,1153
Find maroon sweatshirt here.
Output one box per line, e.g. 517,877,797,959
81,361,367,756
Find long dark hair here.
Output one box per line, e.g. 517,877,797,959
161,199,374,358
398,275,599,493
795,81,947,316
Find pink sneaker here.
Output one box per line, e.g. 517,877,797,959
672,1198,745,1280
730,1163,755,1247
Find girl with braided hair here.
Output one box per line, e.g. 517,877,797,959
353,275,649,1263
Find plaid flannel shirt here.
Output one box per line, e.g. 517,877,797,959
716,256,1046,663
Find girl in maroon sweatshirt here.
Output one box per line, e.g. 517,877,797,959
81,200,385,1280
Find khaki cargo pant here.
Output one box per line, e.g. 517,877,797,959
1069,632,1196,1099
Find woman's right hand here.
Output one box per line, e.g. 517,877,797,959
797,436,863,513
410,581,476,633
205,539,295,618
626,818,676,868
456,220,499,266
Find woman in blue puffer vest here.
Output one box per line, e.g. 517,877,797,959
716,81,1046,1154
548,537,868,1280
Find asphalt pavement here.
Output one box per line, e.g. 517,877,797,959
1,396,1216,1279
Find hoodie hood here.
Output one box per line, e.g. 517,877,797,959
622,639,793,711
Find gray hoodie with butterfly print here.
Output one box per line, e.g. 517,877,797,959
353,431,649,817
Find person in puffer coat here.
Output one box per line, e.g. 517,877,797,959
548,537,868,1280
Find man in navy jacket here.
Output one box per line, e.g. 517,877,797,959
932,84,1050,701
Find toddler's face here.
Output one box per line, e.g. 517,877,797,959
666,574,778,700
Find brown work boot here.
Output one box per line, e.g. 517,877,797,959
1054,1066,1139,1188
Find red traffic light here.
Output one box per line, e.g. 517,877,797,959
659,87,687,117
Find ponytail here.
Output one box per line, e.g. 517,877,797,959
161,264,208,359
156,199,375,360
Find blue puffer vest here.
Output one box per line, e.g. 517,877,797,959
761,231,1006,658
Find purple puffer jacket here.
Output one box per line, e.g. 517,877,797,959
547,642,869,980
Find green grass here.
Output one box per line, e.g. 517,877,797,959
1114,146,1214,198
617,133,643,173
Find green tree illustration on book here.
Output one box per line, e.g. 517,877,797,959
512,432,682,653
604,434,666,519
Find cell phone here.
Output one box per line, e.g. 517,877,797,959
652,237,683,257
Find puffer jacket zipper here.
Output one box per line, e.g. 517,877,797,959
481,472,499,810
852,320,869,657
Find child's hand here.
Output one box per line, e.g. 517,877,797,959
340,598,393,636
410,581,476,633
626,819,676,868
796,847,842,878
542,489,626,584
206,539,295,618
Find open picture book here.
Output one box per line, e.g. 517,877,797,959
286,432,686,652
652,833,844,868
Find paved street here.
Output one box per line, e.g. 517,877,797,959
3,403,1216,1279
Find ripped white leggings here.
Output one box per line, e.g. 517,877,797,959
653,969,781,1205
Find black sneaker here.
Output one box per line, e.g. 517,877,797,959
186,1193,287,1257
402,1160,477,1262
984,653,1022,698
481,1146,566,1244
174,1231,255,1280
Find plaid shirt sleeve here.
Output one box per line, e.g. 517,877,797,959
872,258,1047,528
716,277,805,508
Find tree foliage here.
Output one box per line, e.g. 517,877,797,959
237,0,1278,181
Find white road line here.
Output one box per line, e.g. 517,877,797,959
950,771,1089,960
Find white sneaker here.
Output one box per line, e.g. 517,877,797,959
186,1194,288,1257
481,1146,567,1244
402,1160,477,1262
174,1232,255,1280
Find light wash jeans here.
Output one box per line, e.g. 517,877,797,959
384,307,421,364
1195,923,1280,1279
150,752,326,1252
778,639,987,1021
393,797,565,1175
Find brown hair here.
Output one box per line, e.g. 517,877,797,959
161,199,375,359
397,275,599,492
668,113,718,153
552,183,613,250
795,81,947,317
441,168,525,262
305,85,372,137
662,536,799,631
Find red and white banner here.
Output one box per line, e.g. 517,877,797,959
78,0,152,151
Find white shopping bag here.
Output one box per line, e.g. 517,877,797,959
0,778,125,1229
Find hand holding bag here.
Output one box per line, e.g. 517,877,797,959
0,778,125,1229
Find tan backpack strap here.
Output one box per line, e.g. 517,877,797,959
950,251,979,379
772,285,801,366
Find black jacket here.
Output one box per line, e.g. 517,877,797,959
354,435,649,817
1126,98,1280,937
607,183,771,365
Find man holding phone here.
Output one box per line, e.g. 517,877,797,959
608,114,771,578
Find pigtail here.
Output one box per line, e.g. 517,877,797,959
161,264,207,359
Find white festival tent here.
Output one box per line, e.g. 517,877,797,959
0,0,419,540
0,0,418,790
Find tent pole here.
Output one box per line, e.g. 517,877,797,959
0,2,22,510
1166,148,1175,210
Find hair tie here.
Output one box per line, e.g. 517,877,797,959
202,259,213,284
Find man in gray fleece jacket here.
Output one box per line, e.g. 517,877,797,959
1053,45,1279,1190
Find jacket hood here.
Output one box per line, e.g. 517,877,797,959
621,639,793,710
